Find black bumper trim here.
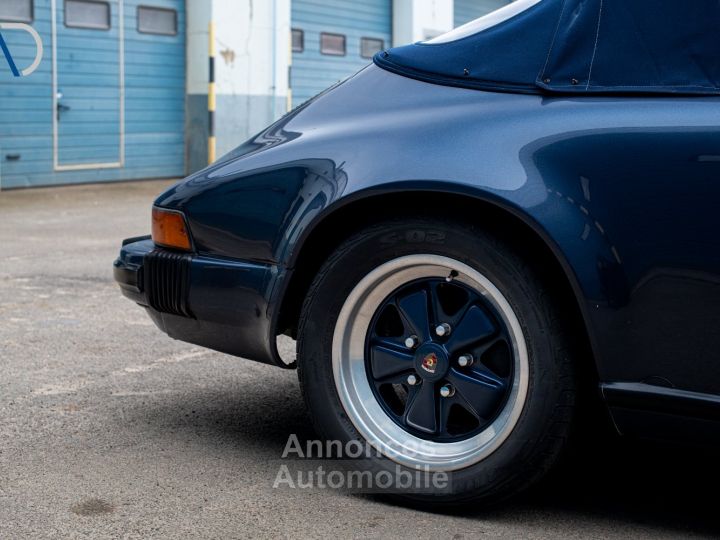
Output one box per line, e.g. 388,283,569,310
114,237,287,368
113,262,142,293
144,249,194,318
122,234,151,247
602,381,720,422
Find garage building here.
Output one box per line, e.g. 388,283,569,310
0,0,185,188
0,0,513,189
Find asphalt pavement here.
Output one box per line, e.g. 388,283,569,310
1,179,718,538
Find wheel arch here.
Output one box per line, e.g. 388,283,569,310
275,186,599,382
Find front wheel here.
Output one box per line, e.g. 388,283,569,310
297,218,576,506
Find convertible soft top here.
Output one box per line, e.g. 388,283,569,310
374,0,720,95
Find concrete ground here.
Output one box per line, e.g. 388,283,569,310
0,179,718,539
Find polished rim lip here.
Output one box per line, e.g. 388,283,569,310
332,254,529,472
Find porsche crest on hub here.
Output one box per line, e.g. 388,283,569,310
420,352,438,374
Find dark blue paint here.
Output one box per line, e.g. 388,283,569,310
115,60,720,439
153,64,720,401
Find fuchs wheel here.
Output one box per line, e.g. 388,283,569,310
335,254,528,470
297,218,576,505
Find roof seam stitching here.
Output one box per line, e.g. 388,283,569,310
538,0,568,81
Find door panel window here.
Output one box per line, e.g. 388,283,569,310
0,0,33,23
65,0,110,30
137,6,177,36
360,37,383,59
291,28,304,52
320,33,345,56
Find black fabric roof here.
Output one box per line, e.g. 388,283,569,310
374,0,720,95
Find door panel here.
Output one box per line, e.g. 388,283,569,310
291,0,391,107
53,0,123,170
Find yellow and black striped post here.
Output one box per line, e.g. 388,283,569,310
287,28,293,112
208,21,216,164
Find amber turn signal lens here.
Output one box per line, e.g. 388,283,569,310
152,207,192,251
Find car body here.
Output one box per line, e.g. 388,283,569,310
115,0,720,503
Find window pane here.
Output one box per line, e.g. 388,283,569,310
0,0,33,23
320,33,345,56
360,37,383,59
137,6,177,36
65,0,110,30
291,28,303,52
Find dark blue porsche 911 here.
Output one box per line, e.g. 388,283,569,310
114,0,720,505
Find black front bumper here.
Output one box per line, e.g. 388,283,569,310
113,237,288,367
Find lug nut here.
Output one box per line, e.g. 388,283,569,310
404,335,419,349
439,385,455,398
435,323,451,337
407,374,419,386
458,354,474,367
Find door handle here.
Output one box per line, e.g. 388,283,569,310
56,102,71,120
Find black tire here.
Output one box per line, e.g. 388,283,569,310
297,218,576,507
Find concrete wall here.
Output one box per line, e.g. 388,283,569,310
186,0,290,173
393,0,454,45
186,0,465,174
185,0,212,174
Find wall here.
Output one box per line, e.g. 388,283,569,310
184,0,211,174
392,0,453,45
0,0,186,188
185,0,290,173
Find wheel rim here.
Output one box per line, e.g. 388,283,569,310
365,276,514,442
332,254,529,471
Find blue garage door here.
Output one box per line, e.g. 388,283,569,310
291,0,391,108
0,0,185,188
454,0,513,27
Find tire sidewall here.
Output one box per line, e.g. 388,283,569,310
298,219,572,502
